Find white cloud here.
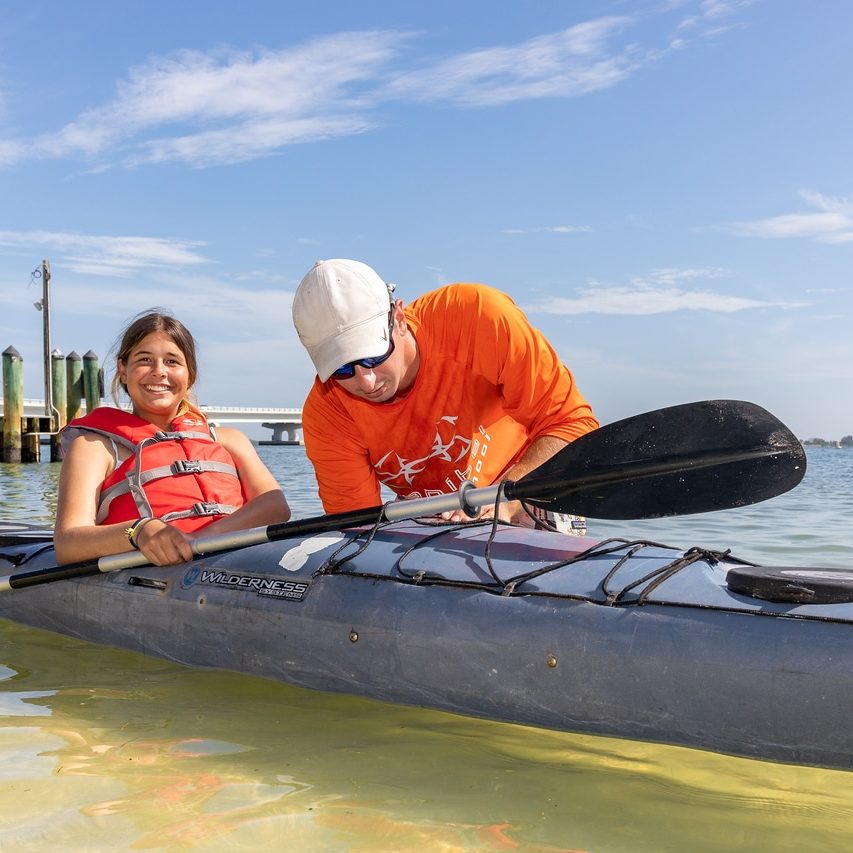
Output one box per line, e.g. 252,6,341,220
0,231,291,336
0,230,211,276
524,267,800,315
56,271,292,332
384,18,643,107
137,114,374,168
676,0,752,33
726,191,853,244
1,31,408,168
0,138,26,167
0,4,752,169
503,224,593,235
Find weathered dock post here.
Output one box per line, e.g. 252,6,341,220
66,350,83,423
82,350,101,413
22,416,40,463
50,348,66,461
2,345,24,463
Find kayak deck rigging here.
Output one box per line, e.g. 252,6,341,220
315,517,748,601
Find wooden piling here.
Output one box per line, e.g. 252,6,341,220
82,350,101,413
2,346,23,463
50,349,66,461
22,417,40,463
66,350,83,423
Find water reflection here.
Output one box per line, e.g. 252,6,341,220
2,620,853,850
0,461,62,525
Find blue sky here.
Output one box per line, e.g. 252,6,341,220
1,0,851,440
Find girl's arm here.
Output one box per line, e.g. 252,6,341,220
191,427,291,536
55,434,195,566
53,434,139,564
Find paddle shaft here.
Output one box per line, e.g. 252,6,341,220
0,482,502,591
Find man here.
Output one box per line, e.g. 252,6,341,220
291,258,598,530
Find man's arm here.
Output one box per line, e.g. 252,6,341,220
302,385,383,513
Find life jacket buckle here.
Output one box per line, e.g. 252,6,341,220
154,431,185,441
192,501,224,516
171,459,203,475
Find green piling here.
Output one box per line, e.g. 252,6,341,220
66,350,83,423
2,345,23,463
82,350,101,414
50,348,66,461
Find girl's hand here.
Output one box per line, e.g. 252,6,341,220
135,518,195,565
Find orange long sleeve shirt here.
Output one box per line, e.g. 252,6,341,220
302,283,598,513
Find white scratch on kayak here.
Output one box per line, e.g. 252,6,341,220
279,533,346,572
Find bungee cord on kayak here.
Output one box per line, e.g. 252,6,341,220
309,502,759,611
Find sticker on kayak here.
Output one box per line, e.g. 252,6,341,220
181,565,309,601
279,533,346,572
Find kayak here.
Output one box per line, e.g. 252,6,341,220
2,517,852,771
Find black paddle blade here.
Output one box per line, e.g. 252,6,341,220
507,400,806,519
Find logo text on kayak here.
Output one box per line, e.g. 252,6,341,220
189,568,310,601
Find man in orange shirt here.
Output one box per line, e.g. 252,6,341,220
291,259,598,531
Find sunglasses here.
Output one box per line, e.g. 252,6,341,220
331,311,396,380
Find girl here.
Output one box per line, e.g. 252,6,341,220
54,310,290,565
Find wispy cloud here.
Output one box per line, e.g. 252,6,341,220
403,1,752,108
0,31,408,169
726,191,853,244
384,17,643,107
503,225,593,235
0,230,211,277
673,0,753,45
0,3,751,169
51,270,293,333
524,267,800,315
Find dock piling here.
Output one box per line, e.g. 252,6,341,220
66,350,83,424
82,350,101,413
50,349,66,461
22,416,40,463
2,346,23,463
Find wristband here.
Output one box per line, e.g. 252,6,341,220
125,517,153,550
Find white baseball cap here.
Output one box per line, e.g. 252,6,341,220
292,259,395,382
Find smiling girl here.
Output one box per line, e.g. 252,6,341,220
54,310,290,565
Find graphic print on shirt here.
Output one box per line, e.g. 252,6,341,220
373,415,493,498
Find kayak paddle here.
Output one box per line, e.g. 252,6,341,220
517,398,806,518
0,399,805,591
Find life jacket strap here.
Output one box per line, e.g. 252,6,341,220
160,502,238,522
153,430,214,442
94,460,239,523
139,459,239,483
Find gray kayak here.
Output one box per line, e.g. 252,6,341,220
1,518,852,770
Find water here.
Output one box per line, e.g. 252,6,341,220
1,446,853,851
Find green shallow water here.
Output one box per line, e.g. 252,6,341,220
5,620,853,852
1,446,853,851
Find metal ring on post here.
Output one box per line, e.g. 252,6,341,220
457,480,480,519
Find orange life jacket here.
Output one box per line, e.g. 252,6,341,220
61,407,246,532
